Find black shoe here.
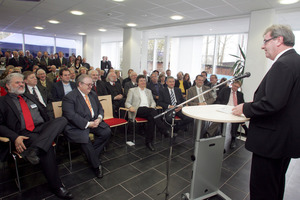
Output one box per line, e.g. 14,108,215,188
94,165,103,179
230,140,237,149
53,187,73,199
146,142,155,151
21,147,40,165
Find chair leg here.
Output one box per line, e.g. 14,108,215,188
125,124,128,143
133,121,136,144
12,154,21,192
67,142,72,171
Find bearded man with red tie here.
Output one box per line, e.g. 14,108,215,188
0,73,73,199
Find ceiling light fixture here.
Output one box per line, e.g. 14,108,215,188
98,28,107,32
70,10,84,15
279,0,299,4
48,20,60,24
34,26,44,30
113,0,125,2
78,32,86,35
170,15,183,20
127,23,137,27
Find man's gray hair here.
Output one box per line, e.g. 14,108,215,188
76,74,91,86
166,76,175,81
88,70,98,75
5,73,24,85
264,24,295,47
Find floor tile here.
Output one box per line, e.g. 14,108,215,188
129,192,153,200
155,156,191,175
131,154,167,172
89,185,133,200
102,153,140,171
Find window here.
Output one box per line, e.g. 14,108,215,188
24,34,54,58
0,32,23,53
101,42,123,69
56,38,76,58
147,39,165,72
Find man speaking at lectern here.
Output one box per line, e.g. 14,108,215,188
233,25,300,200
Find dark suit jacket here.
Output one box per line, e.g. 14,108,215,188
55,57,68,67
105,82,123,100
147,81,163,101
214,87,244,105
124,81,137,97
8,57,20,66
92,80,108,96
62,89,109,143
52,81,76,101
41,57,52,67
37,79,53,94
158,87,185,110
25,84,54,119
175,80,190,94
100,60,112,70
243,49,300,159
0,93,49,161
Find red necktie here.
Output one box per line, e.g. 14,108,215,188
18,96,35,131
93,84,98,95
233,91,238,106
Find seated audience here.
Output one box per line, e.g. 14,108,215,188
158,73,167,87
105,72,125,117
143,70,150,83
201,71,211,87
47,65,58,82
184,73,192,88
0,73,73,199
36,68,53,92
52,68,76,101
147,72,163,103
124,71,138,97
115,70,123,85
89,70,108,96
122,69,133,88
62,74,111,178
158,76,193,132
69,67,76,82
125,75,171,151
76,66,88,80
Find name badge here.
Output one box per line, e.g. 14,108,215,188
30,104,37,109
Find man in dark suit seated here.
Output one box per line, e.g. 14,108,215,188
62,74,111,179
55,51,68,68
175,71,190,97
105,72,126,117
158,76,193,133
147,72,163,103
0,73,73,199
36,68,53,92
215,80,245,148
23,71,54,119
89,70,108,96
122,69,133,88
52,68,76,101
124,71,137,97
125,75,171,151
8,51,20,67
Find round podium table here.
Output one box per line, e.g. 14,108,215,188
181,105,249,200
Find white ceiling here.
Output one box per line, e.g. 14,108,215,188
1,0,300,42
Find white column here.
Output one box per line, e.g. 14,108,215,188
82,34,102,68
152,39,158,71
163,36,170,71
22,33,25,52
122,28,142,74
141,32,148,72
243,9,275,101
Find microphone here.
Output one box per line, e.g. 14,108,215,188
234,72,251,80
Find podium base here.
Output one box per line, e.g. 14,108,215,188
182,190,231,200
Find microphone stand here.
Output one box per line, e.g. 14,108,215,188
154,72,250,200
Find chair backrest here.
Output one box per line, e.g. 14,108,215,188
98,95,113,120
52,101,62,118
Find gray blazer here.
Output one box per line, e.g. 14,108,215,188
125,87,156,119
187,85,215,106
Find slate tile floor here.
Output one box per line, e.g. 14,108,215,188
1,128,300,200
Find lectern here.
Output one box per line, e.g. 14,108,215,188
181,105,249,200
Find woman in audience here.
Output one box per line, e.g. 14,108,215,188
68,56,75,68
76,66,87,79
74,58,82,72
184,73,192,88
158,73,167,87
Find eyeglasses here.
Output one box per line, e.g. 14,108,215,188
263,36,277,45
81,82,93,87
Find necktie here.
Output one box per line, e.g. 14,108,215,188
32,87,38,99
233,91,238,106
18,96,35,131
93,84,98,95
113,82,115,86
170,89,176,106
85,95,93,114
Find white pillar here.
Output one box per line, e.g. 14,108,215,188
122,28,142,74
152,39,158,71
141,32,148,72
163,36,170,71
83,34,102,68
243,9,275,101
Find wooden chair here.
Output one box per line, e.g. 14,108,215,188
98,95,128,142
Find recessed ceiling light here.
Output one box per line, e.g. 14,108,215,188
98,28,107,32
48,20,60,24
279,0,299,4
78,32,86,35
127,23,137,27
34,26,44,30
70,10,84,15
170,15,183,20
113,0,124,2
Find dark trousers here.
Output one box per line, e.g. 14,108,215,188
175,110,193,131
136,107,168,143
20,117,68,189
250,153,291,200
80,125,111,168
